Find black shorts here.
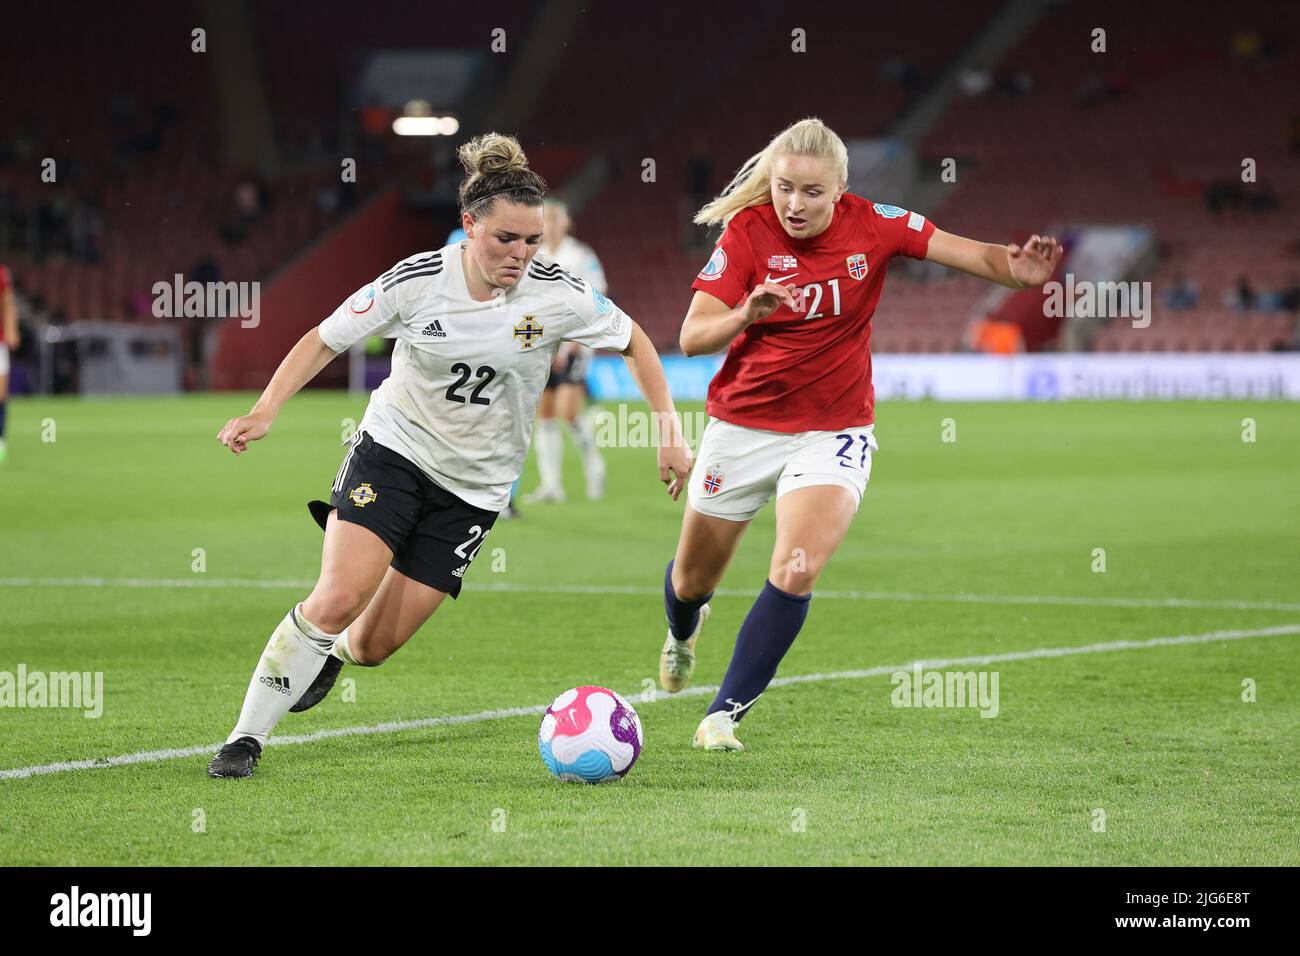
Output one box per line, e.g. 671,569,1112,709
307,431,499,598
545,348,593,389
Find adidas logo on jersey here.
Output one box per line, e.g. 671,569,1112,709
259,675,292,695
451,563,468,578
422,320,447,337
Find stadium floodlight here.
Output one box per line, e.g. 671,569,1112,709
392,115,460,136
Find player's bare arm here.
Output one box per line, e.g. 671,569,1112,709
621,318,692,498
216,327,339,455
679,283,799,356
925,228,1063,289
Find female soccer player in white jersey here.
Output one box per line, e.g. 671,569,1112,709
208,133,691,778
659,118,1061,751
525,198,610,503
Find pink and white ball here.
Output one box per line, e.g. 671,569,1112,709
538,686,643,783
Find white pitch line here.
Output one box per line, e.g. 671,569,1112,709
1,623,1296,781
2,577,1298,612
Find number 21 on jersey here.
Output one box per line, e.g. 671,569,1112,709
791,279,841,321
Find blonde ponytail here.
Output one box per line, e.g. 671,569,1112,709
694,117,848,227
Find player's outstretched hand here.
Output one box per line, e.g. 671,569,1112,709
659,441,693,501
743,281,800,324
1007,234,1063,288
217,412,272,455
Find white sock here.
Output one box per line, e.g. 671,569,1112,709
568,411,604,482
535,418,564,493
225,603,340,746
331,631,363,665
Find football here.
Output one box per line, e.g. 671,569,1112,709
538,685,643,783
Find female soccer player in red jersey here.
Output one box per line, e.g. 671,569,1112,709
659,117,1062,750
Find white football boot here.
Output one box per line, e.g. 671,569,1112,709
692,710,744,751
659,603,710,692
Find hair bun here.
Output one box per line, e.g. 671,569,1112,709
458,133,529,177
456,132,547,215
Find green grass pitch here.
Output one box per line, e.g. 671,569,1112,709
1,393,1297,865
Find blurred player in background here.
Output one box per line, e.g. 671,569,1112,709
207,134,691,778
660,118,1060,751
0,263,17,463
524,198,610,502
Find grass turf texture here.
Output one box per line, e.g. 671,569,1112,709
0,393,1296,865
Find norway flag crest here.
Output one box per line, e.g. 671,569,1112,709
847,254,869,281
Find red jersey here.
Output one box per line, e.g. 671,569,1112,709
691,193,935,432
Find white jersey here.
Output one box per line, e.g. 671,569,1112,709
547,235,607,294
547,236,607,376
318,243,632,510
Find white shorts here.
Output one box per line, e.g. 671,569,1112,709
687,417,879,522
0,345,8,377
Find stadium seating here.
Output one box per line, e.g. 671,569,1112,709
520,1,1005,347
4,0,1295,360
887,0,1300,352
0,4,365,323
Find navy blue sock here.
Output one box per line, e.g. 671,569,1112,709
0,399,6,438
707,580,810,721
664,559,712,640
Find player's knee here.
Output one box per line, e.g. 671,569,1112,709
769,553,823,596
303,585,368,634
